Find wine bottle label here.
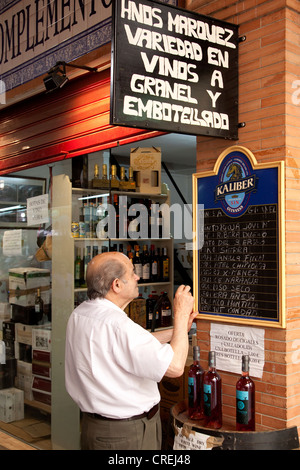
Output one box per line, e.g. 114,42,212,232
151,262,158,275
236,390,250,424
161,309,171,317
163,260,169,277
142,263,150,279
134,264,142,277
188,377,195,407
203,384,212,416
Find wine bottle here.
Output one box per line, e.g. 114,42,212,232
236,355,255,431
35,288,44,323
150,244,158,282
160,291,172,327
161,247,169,281
146,291,158,330
188,346,204,420
112,194,119,238
203,351,222,429
141,244,150,283
74,248,82,288
133,245,142,279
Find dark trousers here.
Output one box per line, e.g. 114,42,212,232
81,409,162,450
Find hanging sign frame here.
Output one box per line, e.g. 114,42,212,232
193,146,285,328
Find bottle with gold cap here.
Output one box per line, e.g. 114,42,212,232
93,163,110,189
92,164,100,188
110,164,120,190
119,166,127,191
128,166,136,191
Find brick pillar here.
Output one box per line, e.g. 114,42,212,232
186,0,300,431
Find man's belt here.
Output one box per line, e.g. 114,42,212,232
88,403,159,421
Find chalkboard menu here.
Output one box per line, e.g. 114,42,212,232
193,146,285,328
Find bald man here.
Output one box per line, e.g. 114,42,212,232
65,251,197,450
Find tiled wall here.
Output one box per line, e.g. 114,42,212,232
187,0,300,431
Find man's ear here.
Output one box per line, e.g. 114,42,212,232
111,278,122,293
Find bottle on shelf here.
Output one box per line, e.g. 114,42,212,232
79,214,86,238
112,194,119,238
159,291,172,328
161,247,170,282
150,244,159,282
83,245,91,287
188,345,204,420
96,200,108,239
92,164,100,188
82,200,90,237
89,200,96,238
146,291,158,330
128,166,136,191
141,244,150,283
110,164,120,190
92,163,110,189
203,351,222,429
236,355,255,431
119,166,136,192
133,245,142,279
34,288,44,323
74,248,82,288
119,166,127,191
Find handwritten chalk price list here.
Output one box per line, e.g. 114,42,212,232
199,204,278,321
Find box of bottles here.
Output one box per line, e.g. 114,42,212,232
0,387,24,423
8,268,51,307
159,358,193,403
0,359,16,390
32,326,51,352
32,376,51,405
129,295,146,328
16,361,33,401
130,147,161,194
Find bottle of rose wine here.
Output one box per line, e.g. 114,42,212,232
236,355,255,431
203,351,222,429
188,346,204,420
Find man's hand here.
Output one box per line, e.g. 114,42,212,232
173,285,198,331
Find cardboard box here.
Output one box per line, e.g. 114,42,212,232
129,297,146,328
9,268,50,307
32,349,51,363
130,147,161,194
15,323,35,345
0,387,24,422
32,326,51,352
159,357,193,404
32,362,51,379
15,373,33,401
32,377,51,406
0,303,10,320
0,359,16,390
2,321,15,341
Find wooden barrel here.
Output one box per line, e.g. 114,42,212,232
171,401,299,450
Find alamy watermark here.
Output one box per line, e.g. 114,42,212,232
94,197,204,249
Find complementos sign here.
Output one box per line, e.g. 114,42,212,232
0,0,112,91
0,0,177,92
111,0,239,138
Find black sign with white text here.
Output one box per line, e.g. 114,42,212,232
110,0,239,138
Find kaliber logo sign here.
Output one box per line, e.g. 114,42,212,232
214,153,258,216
